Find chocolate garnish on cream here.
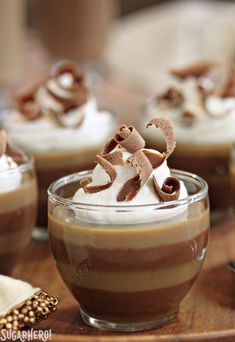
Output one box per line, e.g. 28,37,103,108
0,130,23,193
3,63,114,153
16,62,88,129
73,116,188,224
145,61,235,144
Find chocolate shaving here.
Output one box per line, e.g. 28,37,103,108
0,130,7,156
117,150,152,201
157,88,184,108
171,61,214,79
180,111,196,127
100,139,118,155
153,175,180,202
15,90,42,121
114,125,145,153
102,151,124,165
146,117,176,159
142,149,165,169
80,155,117,193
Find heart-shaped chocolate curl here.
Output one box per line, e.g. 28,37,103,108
153,175,180,202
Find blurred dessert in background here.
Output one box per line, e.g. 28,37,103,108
0,131,37,274
2,62,117,237
141,61,235,212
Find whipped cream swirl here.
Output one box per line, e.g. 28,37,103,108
71,117,188,225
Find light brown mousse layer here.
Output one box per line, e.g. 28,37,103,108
49,202,209,322
34,147,99,228
0,177,37,275
144,136,231,210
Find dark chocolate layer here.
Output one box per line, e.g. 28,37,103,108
0,201,37,234
50,229,209,272
67,278,196,322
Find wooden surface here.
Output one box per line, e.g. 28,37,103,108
12,217,235,342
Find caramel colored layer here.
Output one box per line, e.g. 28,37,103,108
50,229,209,271
57,259,202,292
0,178,37,214
49,204,209,249
67,278,196,322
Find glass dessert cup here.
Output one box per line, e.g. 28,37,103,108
229,144,235,209
2,111,117,241
0,153,37,275
48,169,209,332
141,101,231,217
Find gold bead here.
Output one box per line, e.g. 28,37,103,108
0,318,6,325
23,316,29,324
28,311,35,318
18,313,24,321
21,308,28,315
29,317,35,324
13,309,19,315
26,300,32,306
6,323,12,329
6,316,13,323
40,302,46,308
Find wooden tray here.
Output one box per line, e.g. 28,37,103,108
12,217,235,342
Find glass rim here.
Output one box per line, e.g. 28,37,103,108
48,169,208,211
0,151,34,175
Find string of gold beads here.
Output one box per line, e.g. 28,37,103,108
0,291,58,331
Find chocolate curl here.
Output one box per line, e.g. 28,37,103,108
102,151,124,165
15,90,42,121
153,175,180,202
117,150,152,202
114,125,145,153
100,139,118,155
51,62,88,105
171,61,214,79
142,150,165,169
80,155,117,193
0,130,7,156
157,88,184,108
146,117,176,159
46,109,84,129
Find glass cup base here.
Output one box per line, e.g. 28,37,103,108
32,227,48,241
80,308,177,332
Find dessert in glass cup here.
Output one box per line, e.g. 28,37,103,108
0,131,37,275
2,62,117,238
48,116,210,332
141,61,235,213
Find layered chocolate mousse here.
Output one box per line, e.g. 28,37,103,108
141,61,235,211
0,131,37,274
48,117,209,331
3,62,116,231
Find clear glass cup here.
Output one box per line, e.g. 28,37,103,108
2,109,117,240
140,98,232,218
229,144,235,209
48,169,209,332
0,152,37,275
